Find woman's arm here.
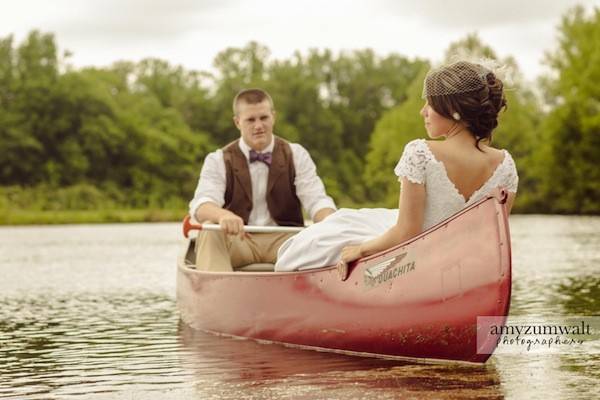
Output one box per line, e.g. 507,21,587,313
340,178,426,263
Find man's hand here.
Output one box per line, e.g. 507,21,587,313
218,212,246,238
195,203,247,239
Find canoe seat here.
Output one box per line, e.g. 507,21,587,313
236,263,275,272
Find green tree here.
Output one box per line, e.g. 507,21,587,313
0,31,215,210
0,34,44,184
364,66,429,206
210,42,270,144
266,50,345,198
323,50,426,203
540,6,600,213
0,31,61,185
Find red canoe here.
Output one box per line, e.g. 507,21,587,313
177,189,512,364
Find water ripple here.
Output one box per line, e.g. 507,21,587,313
0,291,187,399
1,218,599,399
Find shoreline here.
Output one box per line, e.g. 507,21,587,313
0,209,186,225
1,210,597,226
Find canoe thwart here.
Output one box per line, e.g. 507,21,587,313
236,263,275,272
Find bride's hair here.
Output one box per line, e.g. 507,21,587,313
424,61,507,149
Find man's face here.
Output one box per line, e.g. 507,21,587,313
234,100,275,151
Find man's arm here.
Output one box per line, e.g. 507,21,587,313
312,207,336,222
291,144,337,222
189,151,245,237
195,202,245,237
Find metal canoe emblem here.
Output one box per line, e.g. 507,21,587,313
364,252,415,289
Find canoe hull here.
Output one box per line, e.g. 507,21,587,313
177,193,511,363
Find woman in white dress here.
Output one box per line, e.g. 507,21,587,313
275,60,519,272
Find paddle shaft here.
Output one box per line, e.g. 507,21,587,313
200,223,304,233
182,215,303,238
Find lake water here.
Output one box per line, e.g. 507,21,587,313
1,216,599,399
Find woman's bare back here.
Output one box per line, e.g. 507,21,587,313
426,140,506,202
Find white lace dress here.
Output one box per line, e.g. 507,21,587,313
274,139,519,271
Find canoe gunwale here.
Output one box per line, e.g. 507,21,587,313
178,189,509,277
358,188,508,265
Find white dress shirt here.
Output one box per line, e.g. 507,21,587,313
189,136,336,225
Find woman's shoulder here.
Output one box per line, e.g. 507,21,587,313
498,147,516,162
482,145,516,168
490,148,519,192
394,139,433,184
405,138,428,148
498,149,517,175
481,144,507,156
401,138,431,157
480,145,519,188
400,138,434,164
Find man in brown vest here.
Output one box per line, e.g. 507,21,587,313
189,88,337,271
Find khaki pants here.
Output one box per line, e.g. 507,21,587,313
195,231,294,272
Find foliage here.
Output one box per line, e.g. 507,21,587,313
1,8,599,222
0,31,213,212
537,6,600,213
364,66,430,207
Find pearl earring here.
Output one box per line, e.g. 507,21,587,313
452,112,461,121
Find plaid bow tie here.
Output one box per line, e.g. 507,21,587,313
249,150,272,166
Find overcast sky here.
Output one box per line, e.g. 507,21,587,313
2,0,599,81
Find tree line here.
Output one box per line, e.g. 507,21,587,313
0,6,598,215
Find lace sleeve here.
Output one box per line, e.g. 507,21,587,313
394,139,429,184
503,151,519,193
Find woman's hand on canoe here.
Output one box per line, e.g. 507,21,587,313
338,244,363,266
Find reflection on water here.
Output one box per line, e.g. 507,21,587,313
0,293,504,400
177,323,503,400
556,275,600,315
508,216,600,317
0,216,599,399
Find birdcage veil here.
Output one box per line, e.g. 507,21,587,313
421,56,514,99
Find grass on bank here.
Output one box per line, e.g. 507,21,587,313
0,184,190,225
0,209,186,225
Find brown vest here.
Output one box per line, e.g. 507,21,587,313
223,137,304,226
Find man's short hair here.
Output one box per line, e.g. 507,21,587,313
233,88,274,115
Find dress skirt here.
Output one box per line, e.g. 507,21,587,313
274,208,398,271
